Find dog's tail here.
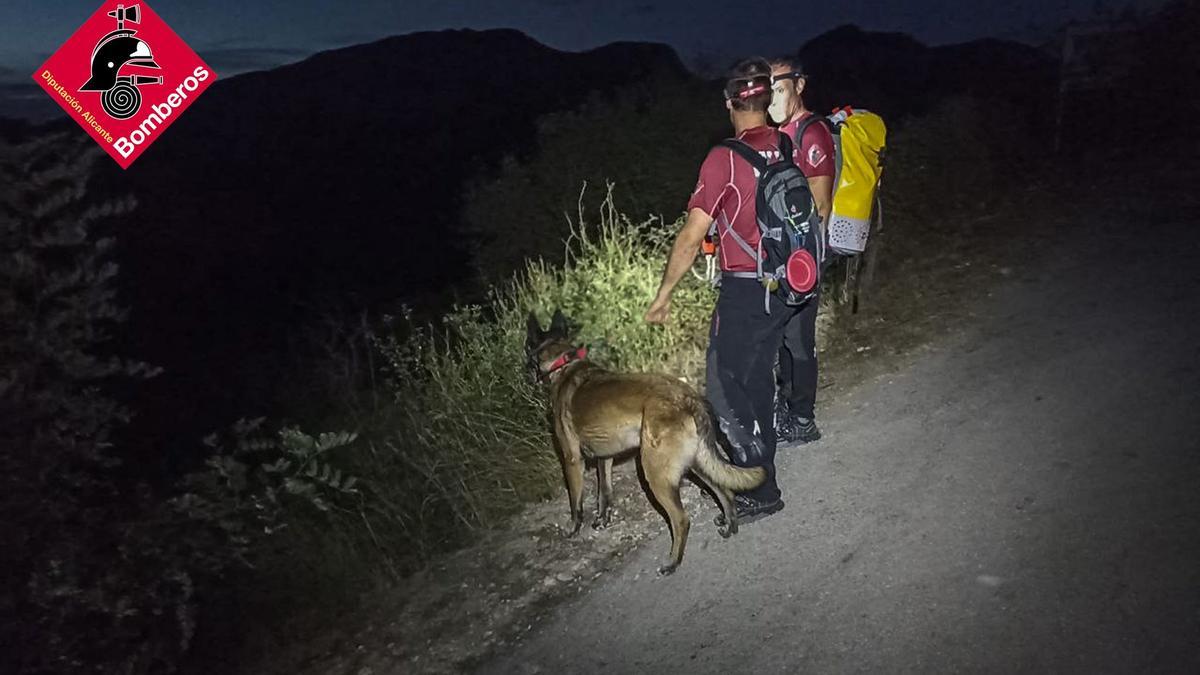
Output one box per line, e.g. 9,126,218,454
686,396,766,492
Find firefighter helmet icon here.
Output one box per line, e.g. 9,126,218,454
79,4,163,119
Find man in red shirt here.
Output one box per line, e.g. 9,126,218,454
644,58,795,522
769,57,835,447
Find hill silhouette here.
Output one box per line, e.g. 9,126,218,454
796,25,1054,120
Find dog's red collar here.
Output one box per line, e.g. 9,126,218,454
544,346,588,379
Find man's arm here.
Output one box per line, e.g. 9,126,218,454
645,207,714,324
797,121,836,224
809,175,833,223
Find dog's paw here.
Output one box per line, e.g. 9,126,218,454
590,509,613,530
714,511,738,537
656,563,678,577
564,515,584,538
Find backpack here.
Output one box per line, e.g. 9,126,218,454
793,107,887,255
715,131,824,314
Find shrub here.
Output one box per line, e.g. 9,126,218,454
0,132,155,673
351,188,716,562
517,188,715,378
0,134,361,674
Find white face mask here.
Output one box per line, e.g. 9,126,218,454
768,83,790,124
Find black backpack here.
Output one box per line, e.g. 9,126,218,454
716,131,824,313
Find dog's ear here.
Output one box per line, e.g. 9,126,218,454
526,311,544,346
549,308,568,338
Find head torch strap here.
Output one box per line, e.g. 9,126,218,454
737,84,767,99
725,75,771,101
771,71,806,84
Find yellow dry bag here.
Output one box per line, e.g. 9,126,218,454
795,107,887,255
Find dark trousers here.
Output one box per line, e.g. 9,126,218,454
705,278,799,503
777,286,819,419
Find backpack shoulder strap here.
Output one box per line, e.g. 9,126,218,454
793,114,833,147
719,139,768,172
776,130,795,166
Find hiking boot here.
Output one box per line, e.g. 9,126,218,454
713,494,785,527
773,396,789,427
778,413,821,446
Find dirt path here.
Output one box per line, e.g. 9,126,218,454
479,208,1200,672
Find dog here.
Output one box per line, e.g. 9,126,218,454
526,309,766,575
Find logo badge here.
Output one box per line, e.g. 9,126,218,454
807,144,826,169
32,2,216,169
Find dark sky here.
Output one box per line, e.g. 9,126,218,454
0,0,1167,117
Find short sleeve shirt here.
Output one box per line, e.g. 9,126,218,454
687,126,793,272
779,111,836,180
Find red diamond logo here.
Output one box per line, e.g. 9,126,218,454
31,1,217,169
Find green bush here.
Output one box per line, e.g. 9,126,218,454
346,189,716,563
517,189,715,378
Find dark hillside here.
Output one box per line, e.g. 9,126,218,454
62,29,688,449
797,25,1055,123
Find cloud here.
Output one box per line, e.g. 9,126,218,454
0,82,64,121
199,35,264,49
0,82,43,99
197,46,312,75
0,54,52,82
320,32,387,47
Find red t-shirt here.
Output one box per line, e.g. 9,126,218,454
779,111,836,180
687,126,796,272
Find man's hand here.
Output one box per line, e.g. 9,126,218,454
645,294,671,324
646,207,713,325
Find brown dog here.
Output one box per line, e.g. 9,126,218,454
526,310,766,575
